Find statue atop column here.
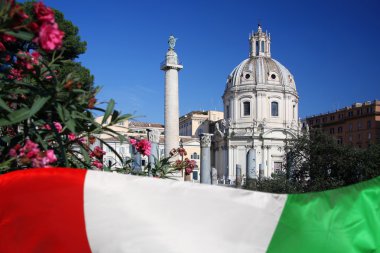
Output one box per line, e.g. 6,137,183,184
168,35,177,50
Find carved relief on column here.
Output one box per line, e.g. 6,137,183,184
147,129,160,144
200,133,213,148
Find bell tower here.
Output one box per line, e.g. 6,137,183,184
249,24,271,58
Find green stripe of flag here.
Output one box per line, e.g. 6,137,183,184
267,177,380,253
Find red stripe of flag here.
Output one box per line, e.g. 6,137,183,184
0,168,92,253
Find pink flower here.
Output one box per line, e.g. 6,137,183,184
2,34,16,42
90,146,106,159
28,22,39,32
92,160,103,169
135,139,151,156
129,139,137,145
178,147,187,156
44,121,63,133
33,2,55,23
7,68,23,80
185,167,193,175
8,144,21,157
68,133,76,141
19,139,40,158
36,23,64,51
44,150,57,163
0,42,6,52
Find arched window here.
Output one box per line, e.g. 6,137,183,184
243,101,250,116
271,101,279,116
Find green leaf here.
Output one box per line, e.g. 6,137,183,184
5,30,34,41
101,99,115,124
0,97,12,113
0,96,50,126
80,145,91,165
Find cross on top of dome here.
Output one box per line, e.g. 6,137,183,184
249,24,271,58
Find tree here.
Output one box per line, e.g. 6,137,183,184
0,1,128,173
245,130,380,193
21,1,93,91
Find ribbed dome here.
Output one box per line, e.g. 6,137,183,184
225,56,296,91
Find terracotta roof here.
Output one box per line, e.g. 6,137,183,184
128,121,164,128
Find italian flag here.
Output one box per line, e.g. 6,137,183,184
0,168,379,252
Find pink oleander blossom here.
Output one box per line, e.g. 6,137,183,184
92,160,103,169
36,23,64,51
134,139,151,156
19,139,40,158
9,140,57,168
129,138,137,145
31,149,56,168
90,146,106,159
44,121,63,133
44,150,57,164
68,133,76,141
0,42,5,52
2,34,16,42
33,2,55,23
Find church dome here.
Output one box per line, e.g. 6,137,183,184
226,57,296,91
224,24,297,95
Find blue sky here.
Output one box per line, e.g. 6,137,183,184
44,0,379,123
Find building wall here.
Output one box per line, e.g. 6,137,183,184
179,110,224,137
306,100,380,148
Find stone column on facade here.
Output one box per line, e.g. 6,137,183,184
266,146,271,177
235,164,242,188
211,167,218,185
262,145,266,177
246,148,256,188
147,128,160,177
223,145,229,183
161,36,183,157
200,133,213,184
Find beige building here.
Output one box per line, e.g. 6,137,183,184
95,116,202,182
179,110,224,137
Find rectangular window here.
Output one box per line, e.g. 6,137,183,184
255,41,259,55
274,162,282,173
358,122,362,130
330,128,334,134
261,41,265,52
367,120,371,129
271,101,279,116
243,101,250,116
338,126,343,133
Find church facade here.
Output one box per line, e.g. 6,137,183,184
212,25,301,182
